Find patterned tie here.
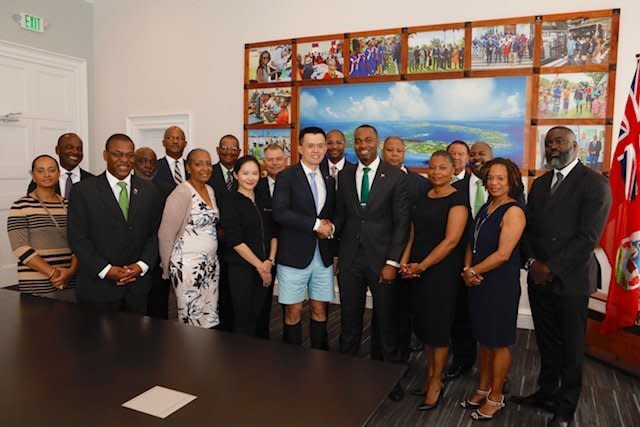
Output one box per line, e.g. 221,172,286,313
330,165,338,190
473,180,485,218
173,160,183,184
225,170,233,190
550,171,564,195
117,181,129,220
360,167,370,210
64,172,73,199
308,172,319,212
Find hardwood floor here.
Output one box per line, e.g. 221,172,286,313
267,301,640,427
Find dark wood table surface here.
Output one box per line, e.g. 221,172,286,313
0,290,404,426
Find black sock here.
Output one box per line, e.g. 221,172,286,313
283,322,302,346
310,319,328,350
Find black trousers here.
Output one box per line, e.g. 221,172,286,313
228,263,271,338
450,281,477,367
78,291,147,315
217,261,234,331
528,283,589,419
338,247,398,362
146,264,170,319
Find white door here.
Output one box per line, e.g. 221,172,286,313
0,41,88,286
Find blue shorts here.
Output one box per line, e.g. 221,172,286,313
277,245,334,304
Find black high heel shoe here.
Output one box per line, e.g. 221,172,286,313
416,382,447,411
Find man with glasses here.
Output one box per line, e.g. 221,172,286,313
155,126,189,189
208,134,241,202
67,134,162,314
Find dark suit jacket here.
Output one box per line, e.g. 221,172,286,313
319,157,355,179
334,161,409,273
27,168,93,195
272,163,335,268
208,162,238,208
154,157,189,190
406,171,430,204
67,173,162,303
255,176,272,201
521,162,611,296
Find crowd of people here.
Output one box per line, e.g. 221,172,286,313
408,44,464,73
7,125,611,427
349,37,401,77
472,31,533,66
539,78,607,118
295,42,344,80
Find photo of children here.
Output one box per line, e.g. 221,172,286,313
247,88,292,125
296,40,344,80
471,23,534,69
408,29,465,73
349,34,402,77
536,125,605,171
541,17,612,67
248,129,292,165
248,44,293,83
538,72,608,119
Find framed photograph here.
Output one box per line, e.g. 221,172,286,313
348,34,402,77
248,44,293,83
248,129,292,165
299,77,527,168
296,39,345,81
541,17,612,67
407,29,465,73
471,23,534,69
247,88,292,125
536,125,606,171
538,72,608,119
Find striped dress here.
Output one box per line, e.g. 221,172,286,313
7,195,74,295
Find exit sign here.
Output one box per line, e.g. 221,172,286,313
19,13,46,33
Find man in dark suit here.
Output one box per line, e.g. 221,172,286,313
134,147,174,319
272,127,335,349
208,134,241,201
27,132,93,196
512,126,611,427
334,124,409,364
67,134,162,314
154,126,189,189
445,141,493,382
320,129,354,183
447,140,471,183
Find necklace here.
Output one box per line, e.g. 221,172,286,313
472,198,512,254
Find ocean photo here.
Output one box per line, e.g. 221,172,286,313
299,78,527,168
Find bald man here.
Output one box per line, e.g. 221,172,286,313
155,126,189,189
27,132,94,197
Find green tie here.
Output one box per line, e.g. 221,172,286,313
117,181,129,220
473,180,485,218
360,167,370,210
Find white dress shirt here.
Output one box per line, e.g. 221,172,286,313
267,176,276,197
453,169,466,182
98,170,149,279
59,166,81,196
301,161,327,232
551,158,579,189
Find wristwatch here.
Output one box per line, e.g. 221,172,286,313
524,258,536,270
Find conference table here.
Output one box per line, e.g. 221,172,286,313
0,290,404,426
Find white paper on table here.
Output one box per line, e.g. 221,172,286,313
122,385,197,419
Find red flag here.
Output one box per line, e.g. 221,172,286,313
600,60,640,333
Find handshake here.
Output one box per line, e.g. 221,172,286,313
315,219,335,239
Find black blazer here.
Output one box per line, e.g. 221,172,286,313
334,161,409,273
154,157,189,190
406,171,430,204
272,163,335,268
255,176,272,201
27,168,94,195
207,162,238,209
221,190,275,266
319,157,355,179
67,173,162,302
521,162,611,296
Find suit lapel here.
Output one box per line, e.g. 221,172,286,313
128,175,141,224
97,173,127,223
546,163,584,209
364,162,387,213
295,163,317,212
345,165,361,214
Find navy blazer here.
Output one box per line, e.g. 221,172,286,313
27,168,93,195
207,162,238,210
272,163,335,268
154,157,189,190
319,157,355,179
67,173,162,302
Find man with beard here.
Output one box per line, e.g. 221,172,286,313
512,126,610,427
135,147,173,202
155,126,189,189
444,141,493,382
320,129,354,186
28,132,94,197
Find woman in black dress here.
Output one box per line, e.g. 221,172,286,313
460,158,526,420
400,150,468,411
221,155,277,338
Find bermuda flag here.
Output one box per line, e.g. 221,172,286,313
600,60,640,333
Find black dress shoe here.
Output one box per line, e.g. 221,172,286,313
510,392,556,412
387,383,405,402
547,414,571,427
442,364,472,382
